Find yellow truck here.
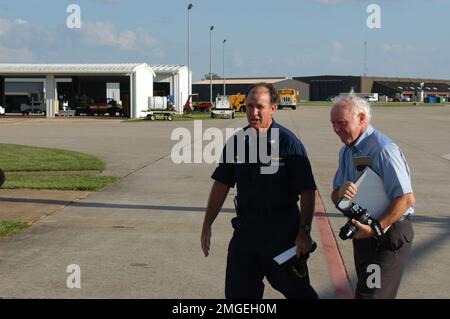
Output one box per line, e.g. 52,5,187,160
230,94,246,112
277,88,299,110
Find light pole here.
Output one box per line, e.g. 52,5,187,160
209,25,214,104
222,39,226,96
187,3,193,107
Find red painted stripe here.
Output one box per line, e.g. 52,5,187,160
315,191,354,299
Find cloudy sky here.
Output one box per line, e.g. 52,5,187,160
0,0,448,81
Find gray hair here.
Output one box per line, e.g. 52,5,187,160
334,93,372,122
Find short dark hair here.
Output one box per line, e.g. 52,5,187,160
245,82,278,105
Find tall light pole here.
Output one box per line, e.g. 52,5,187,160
209,25,214,104
187,3,193,106
222,39,226,96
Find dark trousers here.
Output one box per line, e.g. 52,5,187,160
353,218,414,299
225,215,318,299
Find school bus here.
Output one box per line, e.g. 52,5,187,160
229,93,246,112
277,88,299,110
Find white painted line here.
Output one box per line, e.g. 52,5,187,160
442,154,450,161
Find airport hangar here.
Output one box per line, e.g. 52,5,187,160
294,75,450,101
0,63,191,118
192,77,310,101
193,75,450,102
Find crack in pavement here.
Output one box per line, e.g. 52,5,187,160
119,119,246,179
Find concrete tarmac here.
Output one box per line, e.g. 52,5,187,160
0,105,449,298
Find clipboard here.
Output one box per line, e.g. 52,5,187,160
336,167,390,220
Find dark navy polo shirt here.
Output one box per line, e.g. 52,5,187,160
212,120,317,208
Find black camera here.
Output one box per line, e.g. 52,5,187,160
339,203,376,240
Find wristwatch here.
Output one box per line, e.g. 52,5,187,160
299,224,311,234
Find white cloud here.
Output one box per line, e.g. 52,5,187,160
0,18,29,37
333,41,344,50
231,51,245,68
0,16,163,62
81,22,138,50
0,18,27,37
14,18,28,25
331,40,345,63
0,18,52,48
135,28,157,48
79,21,159,51
381,43,414,54
0,46,32,62
0,19,11,37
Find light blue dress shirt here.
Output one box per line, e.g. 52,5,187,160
333,124,414,216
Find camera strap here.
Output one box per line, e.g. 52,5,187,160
371,220,384,241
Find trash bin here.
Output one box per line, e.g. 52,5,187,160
425,96,437,103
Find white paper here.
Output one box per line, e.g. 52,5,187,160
337,167,390,220
273,245,297,265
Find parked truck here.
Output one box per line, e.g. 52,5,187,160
211,95,235,119
277,88,298,110
88,99,123,116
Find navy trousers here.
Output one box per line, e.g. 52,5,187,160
225,213,319,299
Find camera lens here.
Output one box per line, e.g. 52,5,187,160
339,222,357,240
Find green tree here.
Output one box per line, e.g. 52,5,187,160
202,73,221,80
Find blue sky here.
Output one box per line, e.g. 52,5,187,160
0,0,449,81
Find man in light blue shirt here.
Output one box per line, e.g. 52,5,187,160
330,94,415,299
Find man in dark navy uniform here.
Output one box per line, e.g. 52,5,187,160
201,83,319,299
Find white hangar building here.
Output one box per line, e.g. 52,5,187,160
0,63,191,118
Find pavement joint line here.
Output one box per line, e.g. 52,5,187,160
121,154,170,179
393,138,450,162
0,197,235,213
119,119,240,179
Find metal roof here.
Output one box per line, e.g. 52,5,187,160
193,77,288,85
0,63,154,75
149,64,187,73
375,81,450,93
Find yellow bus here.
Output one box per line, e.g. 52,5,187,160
277,88,299,110
230,93,246,112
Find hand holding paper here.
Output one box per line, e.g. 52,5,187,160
337,167,389,220
273,241,317,265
